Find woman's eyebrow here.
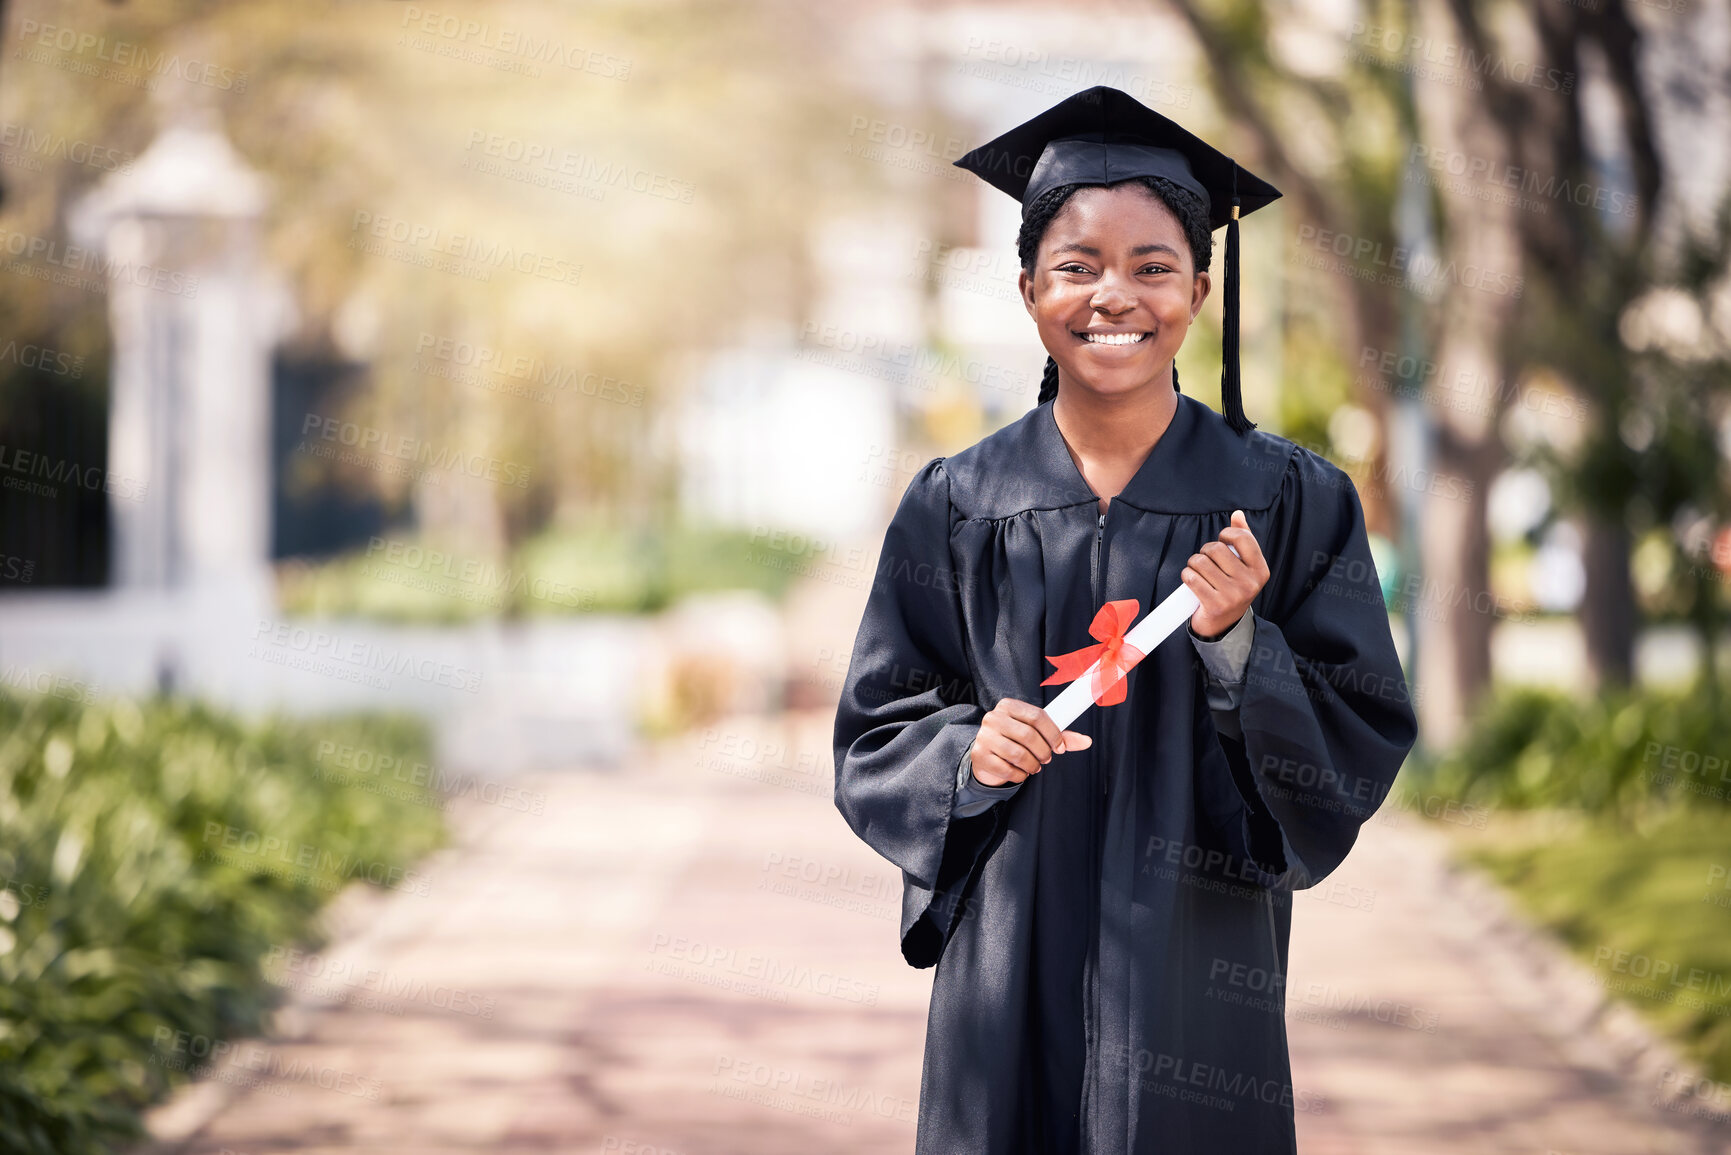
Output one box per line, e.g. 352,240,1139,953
1049,242,1181,258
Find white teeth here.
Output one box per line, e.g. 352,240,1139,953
1080,332,1148,345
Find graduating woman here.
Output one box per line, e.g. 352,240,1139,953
832,86,1419,1153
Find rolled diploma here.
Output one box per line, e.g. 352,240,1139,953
1043,583,1201,731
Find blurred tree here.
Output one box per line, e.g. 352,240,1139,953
0,0,860,564
1562,206,1731,695
1163,0,1718,739
1479,0,1665,692
1166,0,1506,740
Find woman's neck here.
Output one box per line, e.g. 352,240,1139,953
1051,374,1179,512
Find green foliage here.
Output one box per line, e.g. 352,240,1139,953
1464,811,1731,1083
277,522,806,620
1429,681,1731,1081
0,692,444,1155
1421,682,1731,819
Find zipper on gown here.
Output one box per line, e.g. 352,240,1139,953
1079,509,1183,1152
1081,506,1109,1152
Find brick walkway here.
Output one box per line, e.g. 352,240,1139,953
136,710,1729,1154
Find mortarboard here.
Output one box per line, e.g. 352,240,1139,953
953,85,1280,434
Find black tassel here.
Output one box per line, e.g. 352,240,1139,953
1220,174,1254,435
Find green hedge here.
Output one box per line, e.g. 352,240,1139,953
278,522,818,622
1422,681,1731,1082
0,690,446,1155
1423,683,1731,818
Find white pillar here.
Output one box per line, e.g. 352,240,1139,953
69,108,273,605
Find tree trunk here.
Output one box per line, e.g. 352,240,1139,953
1408,0,1524,744
1581,517,1636,688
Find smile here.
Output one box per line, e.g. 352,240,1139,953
1075,331,1149,346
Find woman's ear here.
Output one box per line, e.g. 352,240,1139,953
1190,269,1212,322
1019,267,1038,319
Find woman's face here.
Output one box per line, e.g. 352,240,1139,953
1018,183,1210,401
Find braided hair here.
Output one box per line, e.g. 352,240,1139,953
1017,176,1214,406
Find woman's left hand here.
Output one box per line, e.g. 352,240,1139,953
1182,509,1270,640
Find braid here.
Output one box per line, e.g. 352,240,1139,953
1036,356,1060,404
1018,176,1212,406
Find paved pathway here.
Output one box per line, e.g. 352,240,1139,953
136,710,1729,1154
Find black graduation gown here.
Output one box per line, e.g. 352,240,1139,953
832,394,1419,1154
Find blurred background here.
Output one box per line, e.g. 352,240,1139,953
1,0,1729,1151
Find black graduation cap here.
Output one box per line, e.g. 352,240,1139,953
953,85,1280,434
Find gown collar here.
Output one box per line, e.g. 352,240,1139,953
945,392,1292,519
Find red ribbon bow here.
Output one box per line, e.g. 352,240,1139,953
1040,598,1146,708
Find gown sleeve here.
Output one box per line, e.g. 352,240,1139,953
953,741,1022,817
833,458,1002,968
1216,447,1420,890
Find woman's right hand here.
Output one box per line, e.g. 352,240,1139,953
969,698,1094,787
